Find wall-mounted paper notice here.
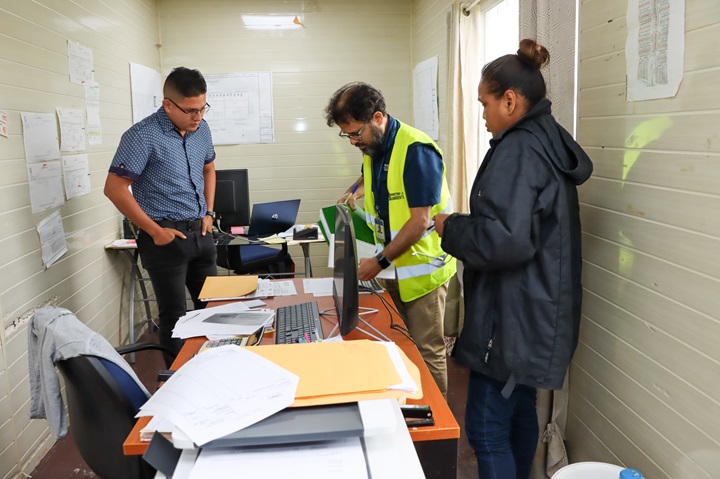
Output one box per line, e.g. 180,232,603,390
57,108,86,152
62,154,91,200
27,162,64,214
130,62,163,124
84,81,102,145
67,40,94,85
21,112,60,164
37,210,68,269
0,110,8,138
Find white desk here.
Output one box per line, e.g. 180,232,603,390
154,399,424,479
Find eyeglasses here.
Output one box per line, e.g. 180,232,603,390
166,97,211,116
338,120,370,140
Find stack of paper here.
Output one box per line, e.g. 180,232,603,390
249,340,421,407
137,346,300,447
172,302,274,340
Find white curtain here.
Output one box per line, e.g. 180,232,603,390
519,1,578,478
445,2,483,215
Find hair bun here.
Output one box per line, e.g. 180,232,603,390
517,39,549,69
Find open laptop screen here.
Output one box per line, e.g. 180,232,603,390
246,199,301,237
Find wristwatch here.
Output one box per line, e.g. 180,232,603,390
375,252,391,269
205,211,216,220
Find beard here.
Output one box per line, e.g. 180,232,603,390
357,124,384,158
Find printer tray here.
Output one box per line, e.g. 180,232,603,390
200,403,364,448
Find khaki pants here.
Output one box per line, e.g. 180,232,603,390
383,279,449,398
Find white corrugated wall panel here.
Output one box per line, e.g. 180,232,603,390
0,0,160,475
157,0,413,276
569,0,720,476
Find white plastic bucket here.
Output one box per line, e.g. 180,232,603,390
552,462,625,479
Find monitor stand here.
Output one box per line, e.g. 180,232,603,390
322,307,391,342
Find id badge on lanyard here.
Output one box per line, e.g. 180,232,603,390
374,217,386,243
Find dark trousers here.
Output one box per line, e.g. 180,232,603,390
136,224,217,366
465,371,539,479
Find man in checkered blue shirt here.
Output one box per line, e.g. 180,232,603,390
105,67,218,365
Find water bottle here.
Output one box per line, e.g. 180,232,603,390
620,468,644,479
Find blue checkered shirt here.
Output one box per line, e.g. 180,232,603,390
109,107,216,221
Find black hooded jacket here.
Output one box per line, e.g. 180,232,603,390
441,98,593,395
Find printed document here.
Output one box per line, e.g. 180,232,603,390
137,346,299,446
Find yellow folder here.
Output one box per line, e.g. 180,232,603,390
198,275,259,301
247,340,423,407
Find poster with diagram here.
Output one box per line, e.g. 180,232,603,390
203,72,275,144
626,0,684,101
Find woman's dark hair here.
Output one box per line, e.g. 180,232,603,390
481,39,550,108
324,82,386,126
163,67,207,98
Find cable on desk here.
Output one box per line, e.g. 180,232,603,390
368,289,414,343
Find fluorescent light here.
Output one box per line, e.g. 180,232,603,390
241,15,303,30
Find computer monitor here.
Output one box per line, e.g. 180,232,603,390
333,204,359,336
214,169,250,228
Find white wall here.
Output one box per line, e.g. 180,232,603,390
158,0,414,277
0,1,160,476
568,0,720,477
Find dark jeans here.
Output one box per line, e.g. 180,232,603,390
136,224,217,366
465,371,539,479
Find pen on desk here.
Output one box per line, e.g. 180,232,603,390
304,332,311,343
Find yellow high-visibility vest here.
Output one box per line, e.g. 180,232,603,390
363,121,456,302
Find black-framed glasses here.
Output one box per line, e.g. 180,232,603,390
338,119,370,140
166,97,211,116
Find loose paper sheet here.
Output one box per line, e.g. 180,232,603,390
37,210,68,268
204,72,275,144
626,0,684,101
67,40,94,84
61,154,91,199
413,56,439,140
27,162,64,214
0,110,8,137
57,108,86,152
137,346,299,446
130,62,163,124
21,112,60,164
84,81,102,145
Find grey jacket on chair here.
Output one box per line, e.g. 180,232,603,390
28,306,150,437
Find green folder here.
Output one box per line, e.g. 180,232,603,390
318,204,375,246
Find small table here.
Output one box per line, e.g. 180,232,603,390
104,239,154,361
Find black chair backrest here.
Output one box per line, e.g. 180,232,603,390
56,355,154,479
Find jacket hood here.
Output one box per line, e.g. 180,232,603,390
500,98,593,185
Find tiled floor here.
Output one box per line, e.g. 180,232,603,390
30,331,478,478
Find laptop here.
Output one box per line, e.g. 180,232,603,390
246,199,301,238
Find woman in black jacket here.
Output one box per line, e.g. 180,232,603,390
434,39,593,479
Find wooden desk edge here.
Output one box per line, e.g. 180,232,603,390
123,284,460,454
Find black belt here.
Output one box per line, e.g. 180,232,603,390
157,219,203,231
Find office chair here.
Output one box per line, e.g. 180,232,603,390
28,306,175,479
216,242,294,277
56,342,176,479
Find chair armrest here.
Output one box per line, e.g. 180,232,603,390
115,342,177,360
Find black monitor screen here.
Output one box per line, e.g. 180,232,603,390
215,169,250,227
333,204,359,336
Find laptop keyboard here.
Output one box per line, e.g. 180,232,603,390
275,301,324,344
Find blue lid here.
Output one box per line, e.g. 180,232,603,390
620,469,643,479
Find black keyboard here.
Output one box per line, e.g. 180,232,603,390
275,301,324,344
